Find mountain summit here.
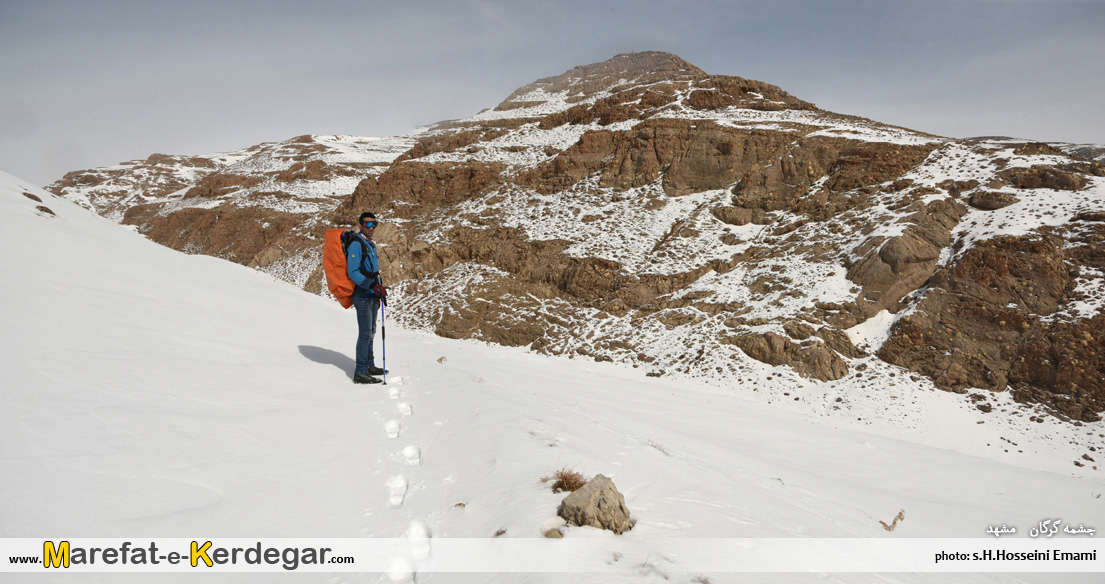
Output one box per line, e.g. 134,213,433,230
48,53,1105,427
436,51,816,136
494,51,709,110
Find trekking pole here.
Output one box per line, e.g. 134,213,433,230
380,302,387,385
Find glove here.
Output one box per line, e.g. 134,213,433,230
372,283,388,306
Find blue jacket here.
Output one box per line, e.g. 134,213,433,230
346,233,380,293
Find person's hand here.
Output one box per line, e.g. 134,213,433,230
372,284,388,298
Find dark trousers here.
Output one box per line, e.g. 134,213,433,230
352,288,379,375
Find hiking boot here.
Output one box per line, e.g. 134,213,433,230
367,366,385,375
353,372,382,384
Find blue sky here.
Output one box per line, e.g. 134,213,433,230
2,0,1103,186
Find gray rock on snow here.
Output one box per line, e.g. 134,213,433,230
556,474,632,534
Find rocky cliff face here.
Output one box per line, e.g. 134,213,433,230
48,52,1105,423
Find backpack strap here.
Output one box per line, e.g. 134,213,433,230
344,231,381,284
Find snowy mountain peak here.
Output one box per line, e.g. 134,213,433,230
494,51,709,110
441,51,817,132
45,53,1105,429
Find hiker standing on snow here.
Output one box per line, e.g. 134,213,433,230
348,212,387,384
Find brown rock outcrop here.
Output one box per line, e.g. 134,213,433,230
825,143,938,194
341,161,506,220
144,153,219,169
124,204,307,265
969,191,1020,210
276,160,352,182
1009,313,1104,422
847,198,967,318
539,92,648,129
998,166,1087,191
733,141,938,216
184,173,263,199
726,332,849,381
711,206,770,226
1013,142,1068,157
397,129,509,162
526,121,899,200
783,321,816,340
880,232,1103,419
816,327,866,359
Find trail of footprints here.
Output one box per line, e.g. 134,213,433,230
382,378,411,505
384,378,416,506
378,376,428,583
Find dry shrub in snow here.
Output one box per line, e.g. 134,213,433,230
880,509,906,532
541,467,587,493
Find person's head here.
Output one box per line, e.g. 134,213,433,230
358,212,378,236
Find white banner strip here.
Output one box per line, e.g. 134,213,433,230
1,538,1100,573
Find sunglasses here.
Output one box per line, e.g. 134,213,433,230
363,221,378,229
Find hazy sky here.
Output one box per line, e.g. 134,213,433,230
2,0,1103,187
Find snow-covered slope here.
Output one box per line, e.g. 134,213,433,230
3,173,1104,584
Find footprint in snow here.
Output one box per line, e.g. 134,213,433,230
397,402,413,416
407,521,431,560
387,557,415,583
403,445,421,466
388,386,401,400
387,475,408,507
386,420,401,439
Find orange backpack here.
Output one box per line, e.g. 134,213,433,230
323,229,360,308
